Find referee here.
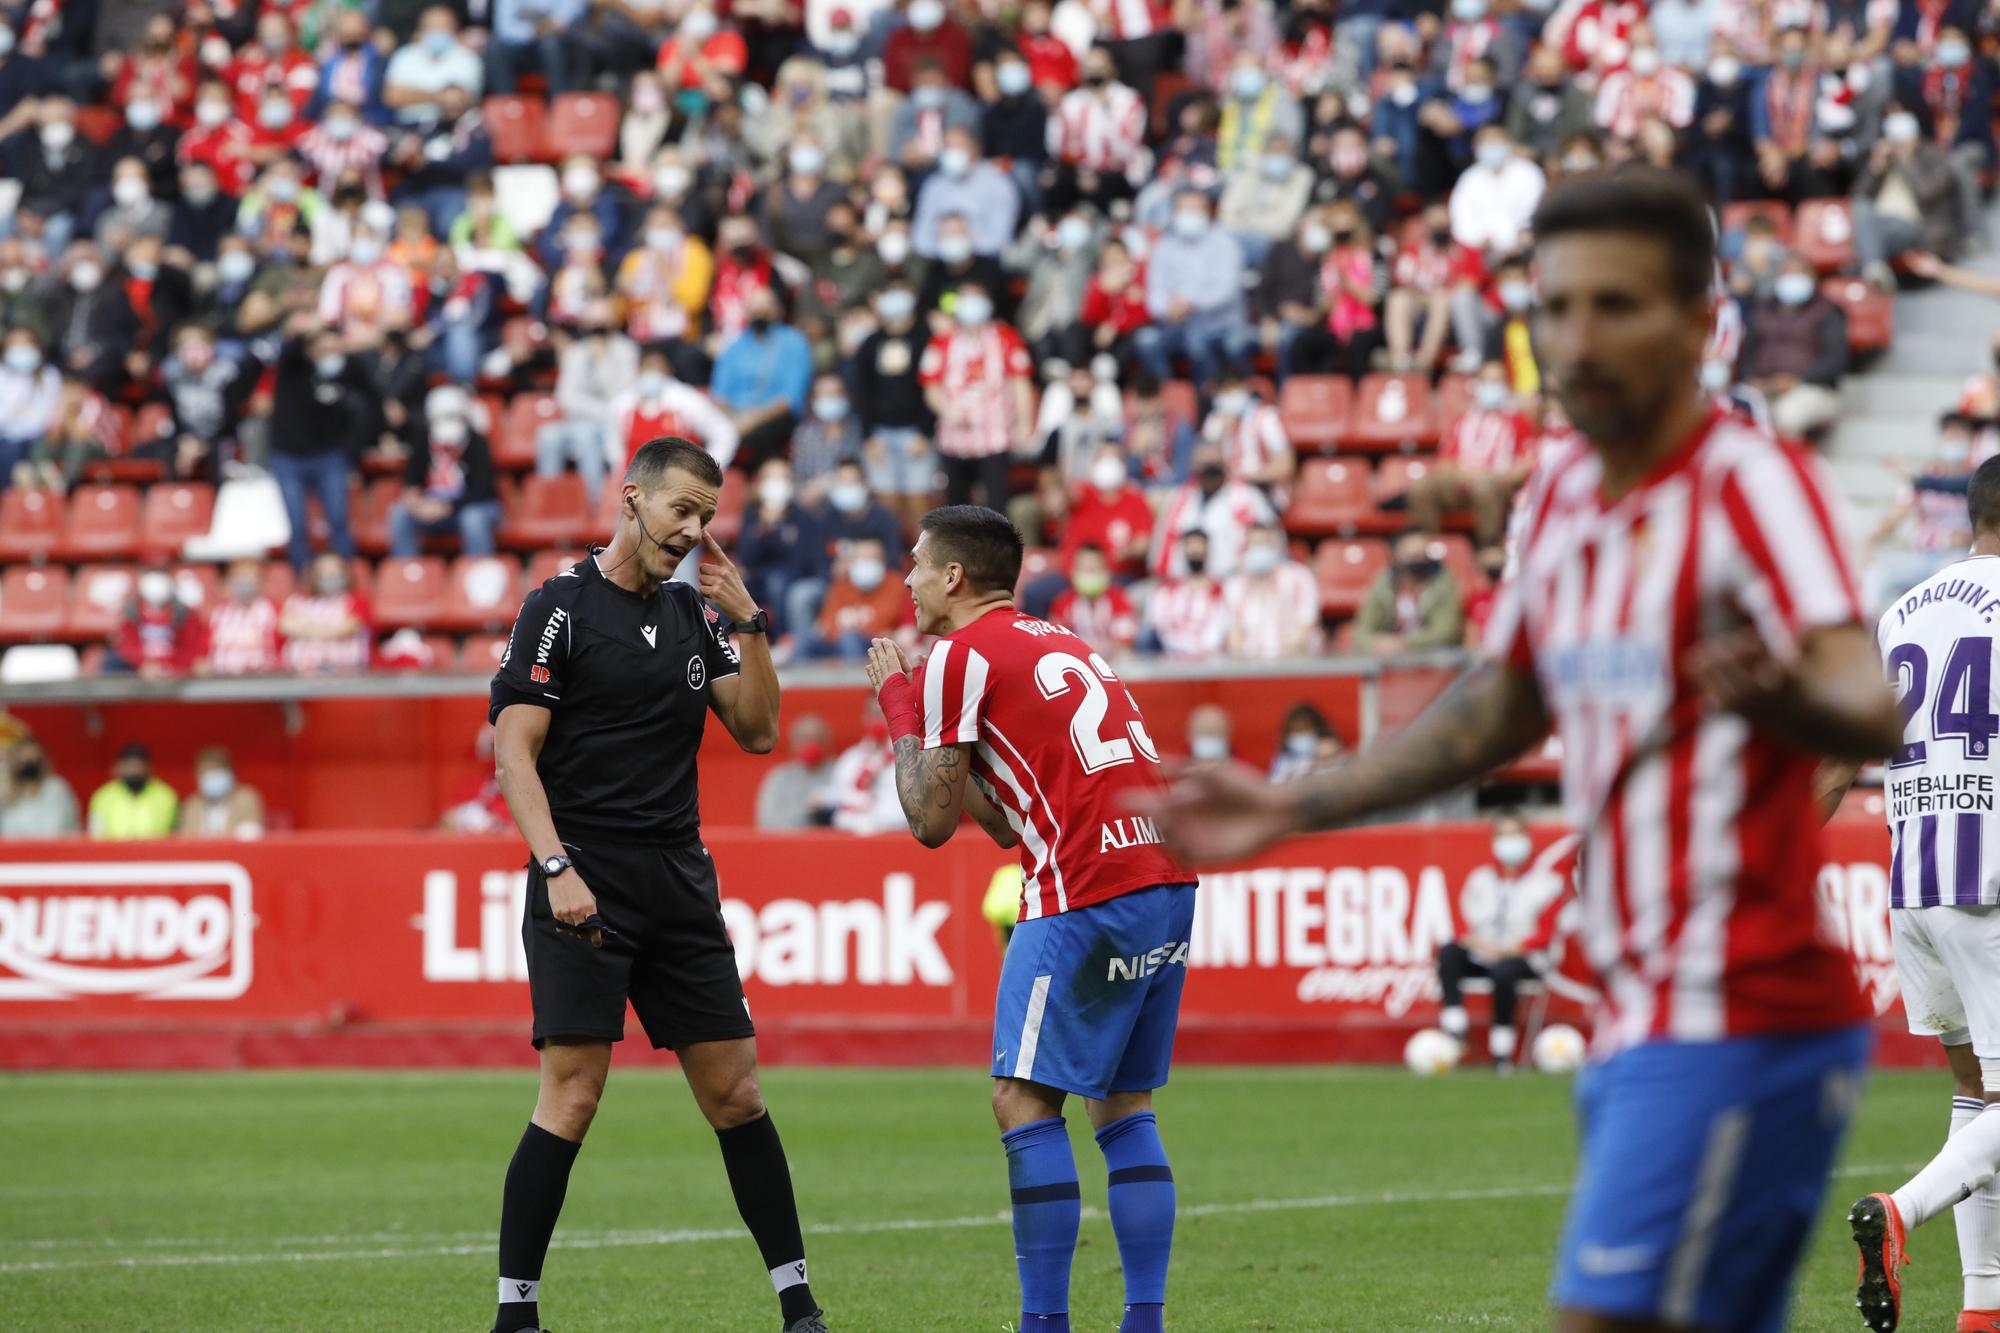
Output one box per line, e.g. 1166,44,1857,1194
486,437,827,1333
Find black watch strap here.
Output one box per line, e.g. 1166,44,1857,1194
732,609,771,635
541,854,573,877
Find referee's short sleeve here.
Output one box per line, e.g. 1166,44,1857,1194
489,586,573,722
698,592,742,683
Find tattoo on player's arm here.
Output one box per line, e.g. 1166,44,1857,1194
893,737,968,841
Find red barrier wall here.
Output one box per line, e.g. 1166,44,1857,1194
0,821,1927,1071
10,672,1418,833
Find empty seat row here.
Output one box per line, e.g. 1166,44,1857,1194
0,484,215,563
1718,197,1856,273
484,92,623,164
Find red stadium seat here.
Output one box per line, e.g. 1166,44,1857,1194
501,474,592,550
462,632,511,674
371,556,449,629
79,457,167,484
1343,374,1437,452
1312,538,1388,618
0,566,72,643
1284,458,1373,536
1793,199,1855,273
259,559,296,604
525,548,588,585
1375,454,1438,508
1016,546,1062,597
1720,200,1793,238
706,470,749,548
132,402,176,450
499,392,564,471
139,482,216,557
351,478,405,556
55,484,141,560
65,564,137,639
0,487,64,561
168,563,221,610
1423,532,1486,594
441,554,524,631
546,93,622,161
1823,276,1893,353
74,105,122,145
1433,374,1474,433
1277,376,1354,452
483,95,549,164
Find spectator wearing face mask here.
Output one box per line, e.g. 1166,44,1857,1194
1063,447,1154,578
854,283,938,522
537,301,638,505
1854,107,1971,290
884,0,973,92
540,153,627,270
1004,208,1105,366
243,83,311,174
1046,44,1146,203
824,701,908,834
1480,257,1541,399
757,714,839,830
1183,703,1234,763
318,224,417,350
158,324,259,482
1449,126,1543,257
1354,531,1465,656
711,286,812,470
908,130,1021,260
204,558,284,676
0,239,47,346
176,80,257,197
1409,361,1537,545
1201,369,1294,504
1268,702,1343,782
310,10,391,126
1142,530,1230,657
0,327,61,477
792,371,863,483
1216,55,1303,174
738,459,832,640
15,370,117,491
1893,24,1992,238
271,315,370,571
657,1,749,104
919,280,1035,507
1218,131,1313,268
887,59,983,169
5,97,95,255
178,746,265,838
170,164,240,264
1506,44,1594,163
1688,43,1756,205
806,536,914,660
1593,35,1696,141
388,84,493,236
88,743,180,841
817,458,905,552
604,346,741,477
1051,543,1140,652
1135,189,1255,389
1865,412,1979,612
106,570,208,678
227,13,318,123
281,552,373,674
1150,444,1277,579
1437,812,1561,1071
1431,0,1523,89
1252,211,1335,384
1223,521,1322,659
390,386,504,556
42,245,129,395
1385,201,1488,376
1738,254,1846,439
759,135,849,264
0,737,80,838
384,7,484,125
94,155,173,249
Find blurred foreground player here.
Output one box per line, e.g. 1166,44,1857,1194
1832,458,2000,1333
487,438,827,1333
865,506,1195,1333
1139,169,1903,1333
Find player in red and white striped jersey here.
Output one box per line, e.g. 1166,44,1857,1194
1143,169,1903,1333
865,506,1193,1333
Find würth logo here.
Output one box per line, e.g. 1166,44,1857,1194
0,862,255,1000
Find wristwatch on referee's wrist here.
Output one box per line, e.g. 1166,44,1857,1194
540,854,573,879
730,609,771,635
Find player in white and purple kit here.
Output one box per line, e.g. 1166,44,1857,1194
1843,457,2000,1333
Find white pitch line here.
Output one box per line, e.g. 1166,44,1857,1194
0,1161,1919,1277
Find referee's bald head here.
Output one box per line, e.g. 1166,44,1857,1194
627,437,723,493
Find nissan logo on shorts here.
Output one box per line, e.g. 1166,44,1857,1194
0,862,254,1000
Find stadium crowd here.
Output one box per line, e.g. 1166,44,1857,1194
0,0,1987,679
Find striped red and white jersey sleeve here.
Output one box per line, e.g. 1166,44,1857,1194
918,638,992,749
1709,436,1863,659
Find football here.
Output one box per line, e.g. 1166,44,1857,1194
1403,1028,1462,1076
1532,1024,1587,1074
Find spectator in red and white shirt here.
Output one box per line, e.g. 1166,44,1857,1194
1048,45,1148,184
1386,201,1490,375
109,13,198,129
280,553,373,675
1224,521,1322,659
226,12,318,122
1062,448,1154,578
1142,528,1231,657
825,703,906,834
1409,360,1539,544
295,98,390,198
1200,368,1294,504
1149,444,1279,578
318,226,418,349
919,280,1036,507
176,79,257,195
1593,34,1698,140
603,345,740,476
1051,543,1140,652
204,559,283,677
242,85,311,170
107,569,209,678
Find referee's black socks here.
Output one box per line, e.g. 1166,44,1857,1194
495,1121,582,1333
717,1111,819,1324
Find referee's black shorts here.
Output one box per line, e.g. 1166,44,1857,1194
523,837,754,1051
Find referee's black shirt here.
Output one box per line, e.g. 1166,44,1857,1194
489,550,741,845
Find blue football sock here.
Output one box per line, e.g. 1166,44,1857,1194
1096,1110,1174,1326
1002,1117,1079,1324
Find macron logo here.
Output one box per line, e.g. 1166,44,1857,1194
641,624,657,649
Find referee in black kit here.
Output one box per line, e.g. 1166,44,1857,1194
486,437,827,1333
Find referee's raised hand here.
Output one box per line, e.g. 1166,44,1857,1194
697,529,757,622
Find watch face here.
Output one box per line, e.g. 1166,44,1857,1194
544,857,565,874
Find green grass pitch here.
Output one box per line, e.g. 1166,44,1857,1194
0,1065,1970,1330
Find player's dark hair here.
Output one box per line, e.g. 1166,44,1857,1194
626,436,722,492
920,505,1024,595
1530,167,1715,304
1969,457,2000,535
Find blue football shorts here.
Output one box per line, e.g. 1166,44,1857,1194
990,882,1198,1100
1552,1023,1873,1332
